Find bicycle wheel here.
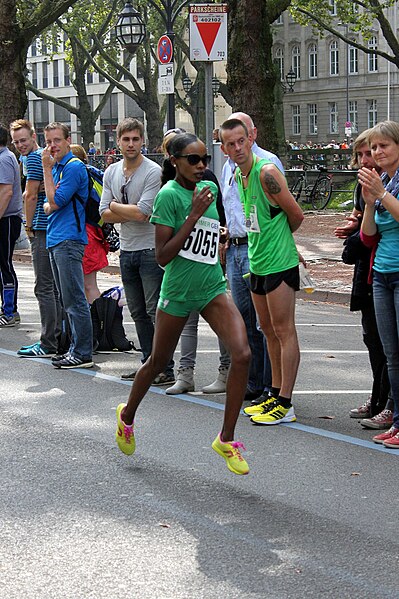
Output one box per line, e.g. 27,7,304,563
290,177,303,202
311,176,332,210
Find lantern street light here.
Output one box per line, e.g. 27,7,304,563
114,3,146,54
115,0,193,129
212,76,220,98
182,76,193,95
285,68,297,93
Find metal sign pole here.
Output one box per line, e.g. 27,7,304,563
204,62,214,159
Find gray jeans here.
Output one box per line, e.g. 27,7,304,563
179,311,230,370
30,230,61,351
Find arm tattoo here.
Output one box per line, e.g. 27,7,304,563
263,172,281,195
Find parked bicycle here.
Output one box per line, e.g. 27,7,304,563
290,158,333,210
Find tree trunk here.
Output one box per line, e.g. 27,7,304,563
141,78,164,151
140,42,163,151
0,0,28,125
71,44,96,148
226,0,279,154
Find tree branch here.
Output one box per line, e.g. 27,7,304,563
25,80,80,116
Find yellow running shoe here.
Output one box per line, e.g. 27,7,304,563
116,403,136,455
243,394,276,417
212,433,249,475
250,402,296,425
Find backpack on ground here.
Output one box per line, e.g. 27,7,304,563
91,289,137,352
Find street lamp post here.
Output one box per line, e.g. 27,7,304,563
115,0,193,130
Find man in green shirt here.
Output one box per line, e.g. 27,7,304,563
219,118,304,425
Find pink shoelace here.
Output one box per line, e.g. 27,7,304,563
230,441,246,452
124,424,134,443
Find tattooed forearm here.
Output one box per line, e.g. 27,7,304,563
263,172,281,195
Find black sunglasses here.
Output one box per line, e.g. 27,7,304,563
174,153,212,166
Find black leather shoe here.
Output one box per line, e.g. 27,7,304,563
244,388,264,402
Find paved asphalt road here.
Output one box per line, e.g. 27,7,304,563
1,263,398,599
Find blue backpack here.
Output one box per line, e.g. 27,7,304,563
60,158,120,251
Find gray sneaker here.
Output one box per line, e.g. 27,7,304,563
360,409,393,430
349,396,372,418
0,315,16,327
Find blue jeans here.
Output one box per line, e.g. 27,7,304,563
49,240,92,360
373,270,399,428
226,243,271,392
120,248,174,375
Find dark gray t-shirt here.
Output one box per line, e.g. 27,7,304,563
0,147,23,218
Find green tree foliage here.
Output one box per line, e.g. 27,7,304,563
0,0,79,127
27,0,194,150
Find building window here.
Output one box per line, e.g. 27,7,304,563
274,47,284,81
41,38,48,56
62,32,68,53
349,100,358,133
308,103,317,134
330,41,339,76
30,40,37,57
33,99,49,126
367,100,377,128
308,43,318,78
31,63,38,88
54,99,71,123
349,44,358,74
86,70,93,84
368,37,378,72
64,60,70,86
42,62,48,89
292,105,301,135
53,60,59,87
99,74,106,83
329,0,337,15
329,102,338,134
292,45,301,80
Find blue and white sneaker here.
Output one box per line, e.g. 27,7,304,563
17,342,56,358
54,354,94,369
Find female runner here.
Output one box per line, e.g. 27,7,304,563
115,133,251,474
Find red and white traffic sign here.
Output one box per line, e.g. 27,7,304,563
189,4,228,62
157,35,173,64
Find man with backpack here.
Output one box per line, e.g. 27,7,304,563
42,122,93,369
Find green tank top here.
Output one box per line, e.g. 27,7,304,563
236,156,299,276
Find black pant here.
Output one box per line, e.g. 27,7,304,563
361,301,390,415
0,215,21,316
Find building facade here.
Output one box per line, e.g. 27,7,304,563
273,7,399,145
26,36,230,152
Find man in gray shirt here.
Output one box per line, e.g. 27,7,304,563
0,123,23,327
100,118,174,384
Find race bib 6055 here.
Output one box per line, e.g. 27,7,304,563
179,216,219,264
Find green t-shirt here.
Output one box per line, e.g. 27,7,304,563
150,179,226,302
236,156,298,276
